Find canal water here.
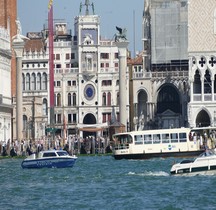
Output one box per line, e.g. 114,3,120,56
0,155,216,210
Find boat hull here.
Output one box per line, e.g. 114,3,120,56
170,165,216,175
21,157,77,169
113,150,204,160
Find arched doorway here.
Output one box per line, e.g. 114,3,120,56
83,113,96,138
196,110,211,127
138,90,148,119
156,85,181,128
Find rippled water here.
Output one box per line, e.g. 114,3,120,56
1,155,216,210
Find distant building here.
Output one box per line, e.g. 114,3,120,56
13,1,129,141
188,0,216,127
0,0,17,143
0,27,12,142
131,0,216,130
0,0,17,97
131,0,189,130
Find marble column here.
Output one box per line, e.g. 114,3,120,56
12,29,28,143
116,41,129,129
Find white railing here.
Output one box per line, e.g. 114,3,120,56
54,68,79,74
193,94,216,102
133,70,188,79
54,41,72,47
193,94,201,101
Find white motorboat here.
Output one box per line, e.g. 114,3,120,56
170,149,216,175
21,150,77,169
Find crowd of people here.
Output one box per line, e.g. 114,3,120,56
0,135,113,157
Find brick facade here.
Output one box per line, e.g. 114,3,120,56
0,0,17,97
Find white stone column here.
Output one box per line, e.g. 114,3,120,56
201,78,204,102
13,41,24,142
211,79,214,101
116,41,129,129
190,80,194,102
12,30,29,143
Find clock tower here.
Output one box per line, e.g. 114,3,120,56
74,0,123,138
75,0,100,135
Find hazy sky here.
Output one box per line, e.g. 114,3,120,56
17,0,144,56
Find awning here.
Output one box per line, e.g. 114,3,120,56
79,127,104,132
77,122,108,132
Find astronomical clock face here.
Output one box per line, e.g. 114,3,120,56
84,84,95,100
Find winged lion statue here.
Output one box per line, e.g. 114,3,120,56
114,26,127,42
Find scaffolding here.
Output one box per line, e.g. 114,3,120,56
150,0,188,71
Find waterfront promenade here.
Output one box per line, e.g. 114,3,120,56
0,135,112,157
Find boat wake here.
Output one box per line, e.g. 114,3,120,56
128,171,169,177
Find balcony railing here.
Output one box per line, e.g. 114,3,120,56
54,68,79,74
133,70,188,79
193,94,215,102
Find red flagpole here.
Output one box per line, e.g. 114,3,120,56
48,2,54,126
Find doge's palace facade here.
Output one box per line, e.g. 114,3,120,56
188,0,216,127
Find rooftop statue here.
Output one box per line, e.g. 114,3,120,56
114,26,127,42
79,0,95,15
15,19,22,37
13,19,29,43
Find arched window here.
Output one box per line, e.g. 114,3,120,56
54,94,57,106
23,115,28,139
204,70,211,93
194,70,201,94
37,73,41,90
102,92,106,105
68,93,72,106
42,73,47,90
73,93,76,106
31,73,36,90
26,73,30,91
107,92,111,105
23,115,28,130
57,93,61,106
214,75,216,93
116,92,119,105
138,90,148,117
22,73,25,91
42,98,48,115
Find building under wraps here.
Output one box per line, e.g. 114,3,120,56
130,0,216,130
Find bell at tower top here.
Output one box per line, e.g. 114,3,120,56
79,0,95,16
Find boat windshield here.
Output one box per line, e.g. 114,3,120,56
199,150,215,157
57,151,68,156
113,134,132,150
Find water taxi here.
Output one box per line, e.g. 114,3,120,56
170,149,216,175
21,150,77,169
112,127,216,160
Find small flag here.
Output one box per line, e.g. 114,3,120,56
48,0,53,10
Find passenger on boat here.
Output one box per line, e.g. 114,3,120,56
199,149,215,157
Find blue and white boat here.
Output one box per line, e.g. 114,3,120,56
21,150,77,169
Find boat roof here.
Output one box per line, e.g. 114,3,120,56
113,127,191,136
40,150,67,153
113,126,216,136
